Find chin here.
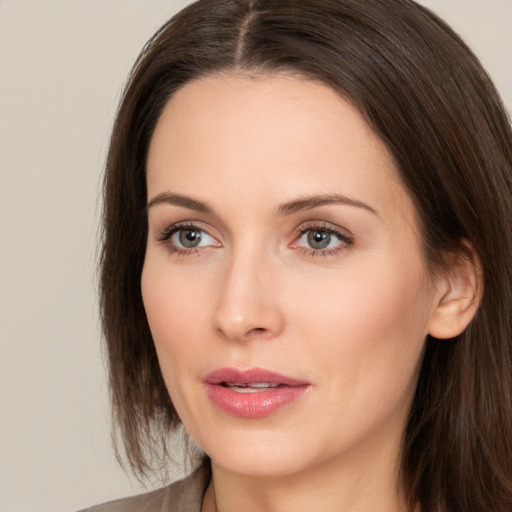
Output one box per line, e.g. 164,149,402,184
213,449,309,478
195,427,316,477
172,421,291,476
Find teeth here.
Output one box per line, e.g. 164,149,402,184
223,382,280,393
228,386,273,393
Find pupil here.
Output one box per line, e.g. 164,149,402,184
308,230,330,249
179,229,201,247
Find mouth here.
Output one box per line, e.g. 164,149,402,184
204,367,311,418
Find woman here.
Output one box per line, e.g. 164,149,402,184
84,0,512,510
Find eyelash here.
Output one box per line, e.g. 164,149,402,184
293,223,354,258
156,222,354,258
157,222,213,257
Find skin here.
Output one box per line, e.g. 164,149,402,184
142,73,455,512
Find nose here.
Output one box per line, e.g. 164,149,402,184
211,251,285,342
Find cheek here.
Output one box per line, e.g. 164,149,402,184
289,253,432,402
140,259,209,386
294,253,430,337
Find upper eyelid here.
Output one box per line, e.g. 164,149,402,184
154,220,354,244
296,220,353,237
157,220,214,235
159,222,214,238
296,226,353,244
146,205,228,235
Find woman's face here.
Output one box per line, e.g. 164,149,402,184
142,74,443,478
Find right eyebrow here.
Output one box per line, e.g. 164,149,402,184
146,192,213,214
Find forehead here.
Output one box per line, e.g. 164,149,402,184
146,73,411,223
148,73,389,169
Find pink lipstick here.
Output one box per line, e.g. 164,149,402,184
204,368,311,418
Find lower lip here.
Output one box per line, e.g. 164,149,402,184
206,383,310,418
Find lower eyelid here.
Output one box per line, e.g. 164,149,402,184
173,229,217,247
156,223,222,254
296,225,353,242
156,222,206,240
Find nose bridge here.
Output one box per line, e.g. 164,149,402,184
212,241,284,341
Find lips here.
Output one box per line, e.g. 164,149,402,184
204,367,311,418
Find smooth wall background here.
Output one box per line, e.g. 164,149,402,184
0,1,510,511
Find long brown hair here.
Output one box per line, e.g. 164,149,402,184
99,1,512,510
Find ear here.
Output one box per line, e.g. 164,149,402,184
428,242,483,339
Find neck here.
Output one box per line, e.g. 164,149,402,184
201,435,412,512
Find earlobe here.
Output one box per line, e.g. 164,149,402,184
428,243,483,340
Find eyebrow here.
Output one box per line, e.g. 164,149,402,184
275,194,379,217
146,192,213,213
146,191,379,217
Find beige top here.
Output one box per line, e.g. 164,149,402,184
78,468,208,512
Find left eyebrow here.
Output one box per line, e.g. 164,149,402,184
275,194,380,217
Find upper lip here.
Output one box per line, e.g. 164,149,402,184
204,367,309,387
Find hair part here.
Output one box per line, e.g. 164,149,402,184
100,1,512,509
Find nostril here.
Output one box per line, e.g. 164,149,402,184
246,327,272,338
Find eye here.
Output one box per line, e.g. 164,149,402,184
157,223,220,254
292,224,353,256
303,229,337,250
172,227,211,248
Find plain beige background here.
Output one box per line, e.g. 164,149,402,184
0,1,511,511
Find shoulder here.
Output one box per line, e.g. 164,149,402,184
77,467,208,512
